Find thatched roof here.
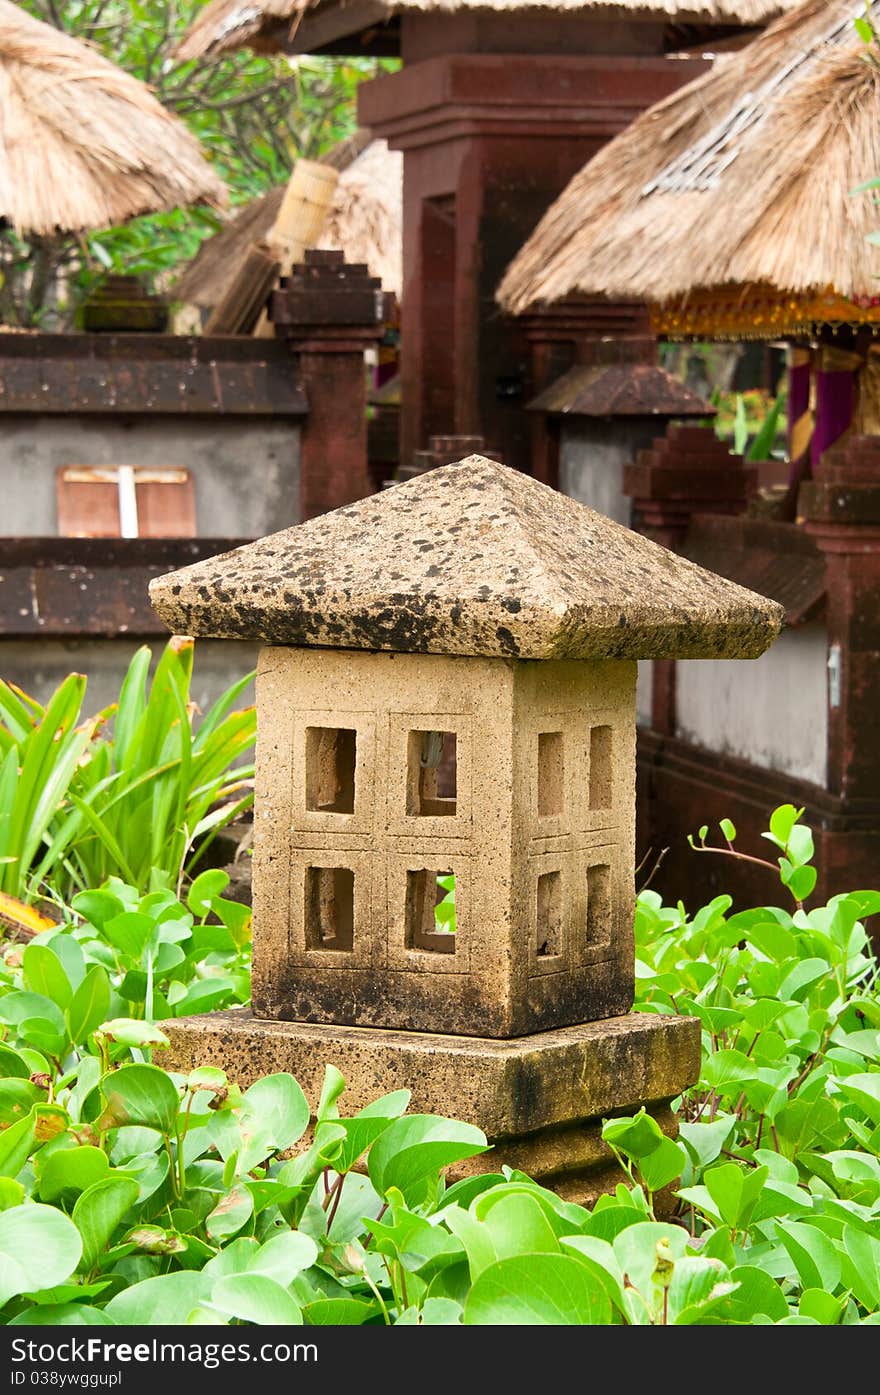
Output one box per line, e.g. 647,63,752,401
498,0,880,313
0,1,225,235
321,137,402,295
174,135,402,307
177,0,799,62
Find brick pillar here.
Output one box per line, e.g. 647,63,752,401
624,424,757,734
802,433,880,801
270,250,387,522
359,52,709,471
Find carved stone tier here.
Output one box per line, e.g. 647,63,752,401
268,250,388,521
625,424,757,550
164,1009,700,1204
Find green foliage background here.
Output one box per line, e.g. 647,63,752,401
1,781,880,1323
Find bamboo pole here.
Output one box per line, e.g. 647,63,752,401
252,158,340,338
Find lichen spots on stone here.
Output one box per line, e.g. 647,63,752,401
147,454,783,660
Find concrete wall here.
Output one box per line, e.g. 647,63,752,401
1,417,301,537
636,660,653,727
675,622,828,788
559,421,659,527
0,637,259,723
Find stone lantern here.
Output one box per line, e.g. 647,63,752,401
152,456,782,1198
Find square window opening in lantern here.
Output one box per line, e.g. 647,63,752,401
589,726,612,811
305,866,355,951
406,869,456,952
586,863,611,948
305,727,357,813
537,731,564,816
536,869,562,958
407,730,457,816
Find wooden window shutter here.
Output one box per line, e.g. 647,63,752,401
135,473,196,538
56,468,196,538
56,471,121,538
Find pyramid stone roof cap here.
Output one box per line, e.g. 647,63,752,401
528,362,713,418
148,456,782,660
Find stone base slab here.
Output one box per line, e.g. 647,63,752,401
164,1009,699,1201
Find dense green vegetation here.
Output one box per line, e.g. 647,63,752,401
0,639,254,906
0,703,878,1324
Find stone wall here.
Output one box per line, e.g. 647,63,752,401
1,417,301,538
0,331,308,538
558,421,654,526
674,622,829,789
636,661,653,727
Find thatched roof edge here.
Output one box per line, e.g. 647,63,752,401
0,0,225,235
177,0,800,62
497,0,880,311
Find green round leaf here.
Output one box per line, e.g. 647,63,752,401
202,1237,261,1279
333,1116,399,1174
776,1220,841,1293
16,1017,66,1055
368,1115,488,1198
250,1230,318,1285
667,1255,737,1324
73,1176,141,1274
0,1204,83,1307
0,1078,41,1127
768,804,800,846
464,1254,612,1325
95,1064,181,1135
0,991,66,1034
602,1109,665,1161
37,1145,110,1203
103,912,156,960
72,890,126,932
23,943,73,1010
66,967,111,1046
9,1304,114,1326
304,1297,378,1325
480,1193,560,1259
241,1072,310,1151
0,1110,36,1179
186,1067,228,1091
0,1044,30,1079
47,933,85,992
104,1271,211,1326
0,1177,25,1212
187,870,230,917
639,1137,686,1193
211,1273,302,1326
205,1184,254,1243
98,1019,169,1049
782,864,818,903
612,1222,689,1302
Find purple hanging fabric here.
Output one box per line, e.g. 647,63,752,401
787,346,812,490
811,347,859,471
